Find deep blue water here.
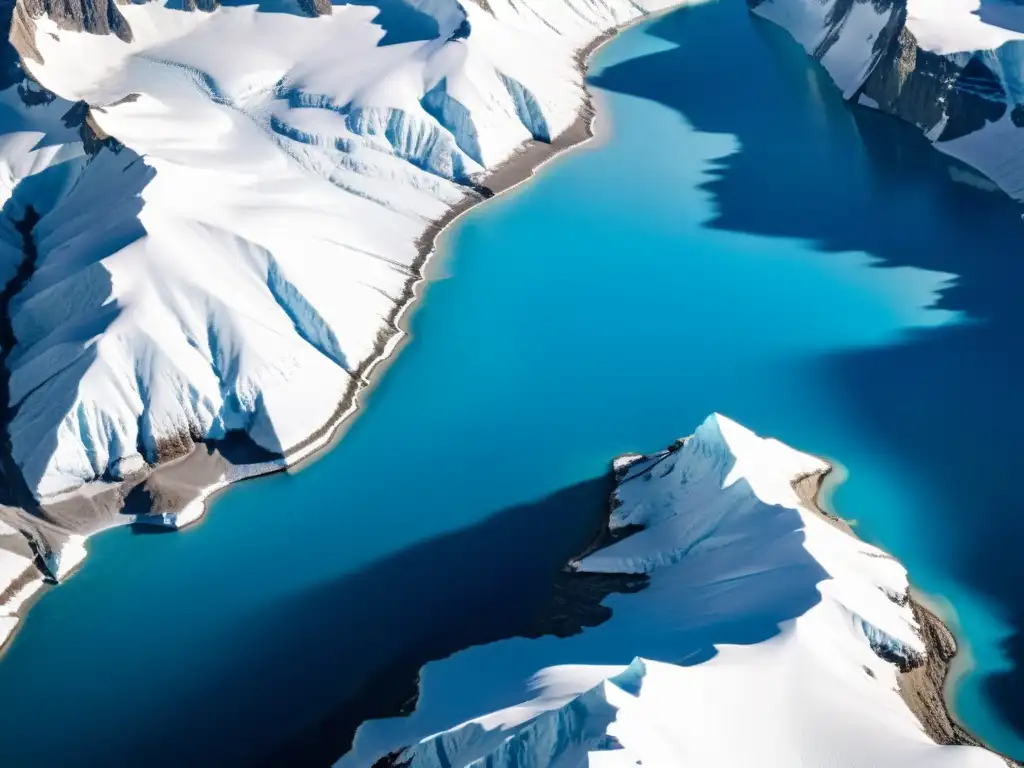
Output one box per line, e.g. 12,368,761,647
1,2,1023,765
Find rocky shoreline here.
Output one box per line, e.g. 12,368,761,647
0,1,1017,759
749,0,1024,202
331,423,1020,767
795,465,1020,765
0,9,670,652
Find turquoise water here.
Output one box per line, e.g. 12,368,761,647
2,3,1024,764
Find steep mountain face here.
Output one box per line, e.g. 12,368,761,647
0,0,673,505
0,0,680,644
338,416,1009,768
750,0,1024,199
17,0,135,44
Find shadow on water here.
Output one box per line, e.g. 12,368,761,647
105,476,623,766
4,2,1023,765
298,458,830,767
145,472,827,768
592,3,1024,745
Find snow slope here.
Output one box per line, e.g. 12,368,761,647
0,0,693,646
338,415,1006,768
0,0,678,504
750,0,1024,200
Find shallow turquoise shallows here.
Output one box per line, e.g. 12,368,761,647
2,3,1024,765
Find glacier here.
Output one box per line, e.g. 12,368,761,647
337,415,1010,768
749,0,1024,200
0,0,685,644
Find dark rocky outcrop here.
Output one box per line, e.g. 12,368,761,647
18,0,135,45
858,16,1009,143
900,602,1019,766
297,0,331,16
798,470,1020,765
9,0,222,64
752,0,1020,169
60,99,124,154
16,78,54,105
180,0,219,10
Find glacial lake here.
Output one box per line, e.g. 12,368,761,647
2,2,1024,764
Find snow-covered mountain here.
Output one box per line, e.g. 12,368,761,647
1,0,680,502
0,0,684,640
338,415,1009,768
750,0,1024,199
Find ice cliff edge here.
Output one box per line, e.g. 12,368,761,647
749,0,1024,200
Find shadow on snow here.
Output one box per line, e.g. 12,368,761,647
592,2,1024,746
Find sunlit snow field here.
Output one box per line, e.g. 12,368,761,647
0,2,1023,765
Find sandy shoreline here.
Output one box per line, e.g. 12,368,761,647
795,466,1020,765
276,18,635,474
3,8,1013,762
157,11,652,479
0,9,666,655
320,447,1020,768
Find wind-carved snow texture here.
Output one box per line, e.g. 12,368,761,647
0,0,679,503
751,0,1024,200
0,0,687,646
338,415,1006,768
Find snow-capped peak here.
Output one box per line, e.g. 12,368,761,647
584,412,829,574
338,416,1005,768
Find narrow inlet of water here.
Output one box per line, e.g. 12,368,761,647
0,3,1022,765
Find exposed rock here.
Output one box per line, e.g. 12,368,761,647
297,0,331,16
901,601,1018,766
16,79,54,105
180,0,220,10
9,0,222,65
798,468,1019,765
752,0,1024,196
9,0,43,64
60,99,123,154
858,16,1008,143
18,0,135,43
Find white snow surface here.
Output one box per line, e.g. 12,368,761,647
2,0,677,498
0,544,41,649
338,415,1004,768
907,0,1024,55
753,0,1024,201
752,0,891,97
939,112,1024,200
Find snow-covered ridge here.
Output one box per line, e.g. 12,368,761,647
3,0,677,502
0,0,685,646
338,415,1008,768
750,0,1024,200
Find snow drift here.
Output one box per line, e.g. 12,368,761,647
750,0,1024,200
0,0,678,503
0,0,689,645
337,415,1007,767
